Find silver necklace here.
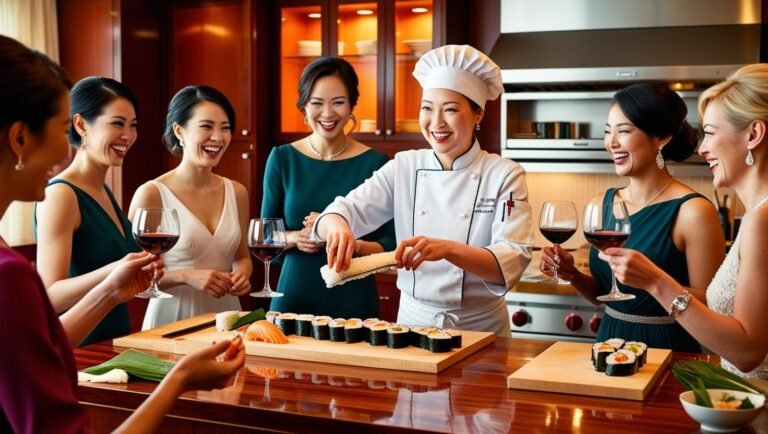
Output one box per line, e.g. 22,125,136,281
307,136,347,160
630,178,674,209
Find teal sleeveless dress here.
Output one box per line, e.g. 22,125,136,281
590,188,702,352
261,145,396,318
37,180,140,346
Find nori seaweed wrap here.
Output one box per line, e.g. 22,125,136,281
605,349,638,376
329,318,346,342
312,316,331,340
368,321,390,346
296,314,314,337
276,312,296,335
387,324,410,349
592,342,615,372
344,318,364,343
426,330,452,353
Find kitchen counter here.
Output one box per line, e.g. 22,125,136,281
74,338,767,433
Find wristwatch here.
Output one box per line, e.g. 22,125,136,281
670,289,693,318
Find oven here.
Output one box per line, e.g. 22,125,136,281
505,291,603,343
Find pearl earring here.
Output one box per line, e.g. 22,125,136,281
746,149,754,166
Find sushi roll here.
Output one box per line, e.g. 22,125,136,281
275,313,296,335
344,318,364,343
296,314,315,337
311,316,332,340
411,326,432,349
605,350,638,376
387,324,411,349
215,311,240,331
426,329,453,353
623,342,647,367
265,311,280,324
604,338,625,350
329,318,346,342
592,342,616,372
444,329,463,348
368,321,390,346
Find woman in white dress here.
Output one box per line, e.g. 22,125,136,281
600,64,768,379
314,45,533,335
129,85,252,328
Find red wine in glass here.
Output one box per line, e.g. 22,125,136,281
248,218,287,298
583,230,629,252
582,200,634,302
132,207,180,299
248,245,286,263
540,228,577,245
538,201,578,284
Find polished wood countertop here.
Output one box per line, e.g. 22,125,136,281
74,337,767,433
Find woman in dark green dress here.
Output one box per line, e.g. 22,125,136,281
262,57,395,318
540,83,725,351
35,77,141,346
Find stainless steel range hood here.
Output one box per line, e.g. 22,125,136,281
491,0,763,87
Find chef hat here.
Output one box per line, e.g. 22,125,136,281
412,45,503,109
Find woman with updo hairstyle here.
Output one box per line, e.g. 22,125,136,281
36,76,143,346
0,34,243,434
261,56,395,318
129,85,252,329
540,82,726,351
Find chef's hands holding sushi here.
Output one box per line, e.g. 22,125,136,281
104,252,164,303
316,214,357,272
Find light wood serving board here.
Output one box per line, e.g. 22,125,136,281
507,341,672,401
114,313,496,373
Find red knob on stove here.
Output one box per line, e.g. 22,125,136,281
565,313,583,331
589,314,601,333
511,310,529,327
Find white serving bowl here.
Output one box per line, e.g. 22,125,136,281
679,389,765,433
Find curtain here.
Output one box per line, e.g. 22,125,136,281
0,0,59,246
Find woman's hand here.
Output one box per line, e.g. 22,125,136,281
539,245,578,281
295,227,325,254
321,214,356,272
104,252,164,304
228,271,251,296
183,270,233,298
598,248,665,294
302,212,321,229
171,339,245,392
395,236,452,271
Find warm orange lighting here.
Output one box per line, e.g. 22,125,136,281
357,9,374,15
412,7,428,13
308,13,321,18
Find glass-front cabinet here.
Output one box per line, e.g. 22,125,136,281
278,0,439,151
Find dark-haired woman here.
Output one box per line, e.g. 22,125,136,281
36,76,143,346
129,85,251,328
540,83,725,351
262,56,395,318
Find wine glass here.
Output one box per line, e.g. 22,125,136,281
539,201,578,284
248,218,287,298
583,199,634,302
248,366,284,410
132,208,180,299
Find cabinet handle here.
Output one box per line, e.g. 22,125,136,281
375,129,382,136
241,153,250,160
379,296,390,301
385,129,393,136
241,129,250,136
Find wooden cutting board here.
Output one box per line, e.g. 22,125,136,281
507,341,672,401
114,313,496,373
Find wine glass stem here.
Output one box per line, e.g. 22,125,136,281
611,270,619,294
262,260,272,292
552,250,560,281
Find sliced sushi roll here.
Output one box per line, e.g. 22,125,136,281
411,326,433,349
265,311,280,324
605,349,638,376
387,324,411,349
215,311,240,332
311,316,332,340
592,342,616,372
275,313,296,335
328,318,346,342
296,314,315,337
604,338,625,350
444,329,463,348
368,321,390,346
426,329,453,353
363,318,380,342
344,318,364,343
623,342,647,367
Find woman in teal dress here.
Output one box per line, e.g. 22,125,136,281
540,83,725,351
262,57,395,318
36,77,141,346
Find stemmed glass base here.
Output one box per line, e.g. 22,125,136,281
250,260,284,298
136,281,172,299
596,272,636,302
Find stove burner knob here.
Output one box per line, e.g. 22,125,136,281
565,313,583,331
589,314,601,333
511,310,529,327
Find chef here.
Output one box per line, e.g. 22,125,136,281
314,45,533,335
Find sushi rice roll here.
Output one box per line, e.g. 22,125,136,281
592,342,616,372
605,349,638,376
311,316,332,340
275,313,297,335
215,311,240,331
368,321,390,346
623,342,647,367
344,318,364,343
363,318,380,342
444,329,463,348
296,314,315,337
411,326,432,349
604,338,625,350
328,318,346,342
387,324,411,349
426,329,453,353
265,311,280,324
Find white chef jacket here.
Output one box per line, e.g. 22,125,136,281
317,141,533,335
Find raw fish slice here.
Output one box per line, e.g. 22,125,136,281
245,320,289,344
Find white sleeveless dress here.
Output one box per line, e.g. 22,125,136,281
142,179,242,329
706,195,768,379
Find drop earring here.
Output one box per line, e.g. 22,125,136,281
304,115,309,125
656,149,665,169
14,155,24,171
746,149,754,166
475,123,481,131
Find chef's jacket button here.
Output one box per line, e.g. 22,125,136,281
418,209,427,215
470,173,478,180
459,212,467,219
420,172,427,177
